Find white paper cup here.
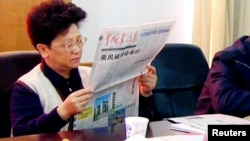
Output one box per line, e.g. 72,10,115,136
125,117,149,139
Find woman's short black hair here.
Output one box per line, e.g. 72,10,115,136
26,0,87,48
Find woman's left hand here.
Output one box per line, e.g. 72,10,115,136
139,65,157,97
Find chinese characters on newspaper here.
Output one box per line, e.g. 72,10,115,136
74,20,175,130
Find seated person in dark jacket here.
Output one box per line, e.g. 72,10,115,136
195,36,250,118
10,0,157,136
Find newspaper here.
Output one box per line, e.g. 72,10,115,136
73,20,175,130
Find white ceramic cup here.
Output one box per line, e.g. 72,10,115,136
125,117,149,139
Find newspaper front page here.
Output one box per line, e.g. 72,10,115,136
73,20,175,130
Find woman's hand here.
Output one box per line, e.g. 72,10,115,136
139,65,157,97
57,88,93,120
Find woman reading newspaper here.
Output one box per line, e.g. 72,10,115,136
10,0,157,136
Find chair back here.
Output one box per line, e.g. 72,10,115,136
0,51,41,137
151,43,209,120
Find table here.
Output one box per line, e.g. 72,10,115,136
0,120,184,141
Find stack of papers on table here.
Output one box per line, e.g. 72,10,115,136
167,114,250,134
125,134,205,141
170,123,205,134
150,135,205,141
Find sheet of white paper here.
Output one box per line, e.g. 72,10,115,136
170,123,205,134
147,135,204,141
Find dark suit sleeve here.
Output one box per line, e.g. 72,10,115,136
10,83,67,136
139,94,160,121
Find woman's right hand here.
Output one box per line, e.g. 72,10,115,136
57,88,93,120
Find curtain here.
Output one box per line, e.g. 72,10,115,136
192,0,250,66
233,0,250,40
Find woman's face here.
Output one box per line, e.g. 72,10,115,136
40,24,85,77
